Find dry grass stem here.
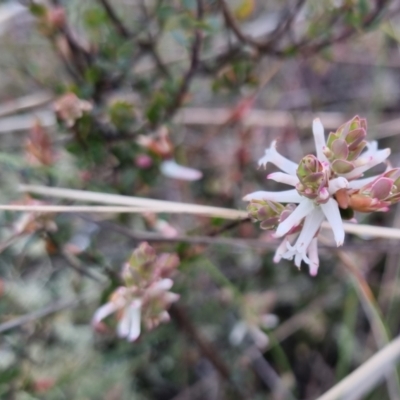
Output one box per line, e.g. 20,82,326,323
15,185,400,239
316,334,400,400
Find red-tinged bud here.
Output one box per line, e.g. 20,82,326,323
54,93,92,128
247,200,285,230
137,126,173,159
348,194,389,213
296,155,329,203
325,116,367,174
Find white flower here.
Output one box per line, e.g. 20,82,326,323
244,118,391,275
160,159,202,181
92,278,179,342
92,287,142,342
229,314,279,349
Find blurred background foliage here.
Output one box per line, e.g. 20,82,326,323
0,0,400,399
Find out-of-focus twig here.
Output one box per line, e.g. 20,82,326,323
170,304,246,399
165,0,204,120
0,298,81,334
97,0,131,38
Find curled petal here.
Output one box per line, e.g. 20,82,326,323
283,208,324,267
312,118,328,163
273,234,298,263
328,177,348,194
92,302,119,325
258,141,298,175
320,198,344,246
160,159,202,181
243,189,303,203
268,172,299,186
276,198,314,237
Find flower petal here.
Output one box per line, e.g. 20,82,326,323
243,190,302,203
268,172,299,186
348,175,382,189
127,300,142,342
92,302,119,325
229,321,248,346
292,207,325,254
117,308,131,339
320,198,344,246
258,141,298,175
152,278,174,292
343,148,390,180
328,177,348,194
273,234,297,263
275,198,314,237
248,325,270,349
312,118,328,163
160,159,202,181
307,237,320,276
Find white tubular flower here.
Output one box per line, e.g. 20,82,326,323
258,140,298,174
244,117,392,275
160,159,202,181
312,118,328,163
116,299,142,342
92,287,142,342
92,243,180,341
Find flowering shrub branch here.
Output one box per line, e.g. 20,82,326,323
244,116,396,275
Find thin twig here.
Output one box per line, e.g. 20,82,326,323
169,303,246,399
246,346,296,400
97,0,131,38
47,232,104,283
165,0,203,119
0,298,81,334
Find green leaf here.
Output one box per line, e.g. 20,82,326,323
0,366,20,385
29,4,46,17
83,8,108,28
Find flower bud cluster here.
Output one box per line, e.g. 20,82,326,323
323,116,367,175
247,200,295,230
244,116,397,275
92,242,180,342
296,155,330,203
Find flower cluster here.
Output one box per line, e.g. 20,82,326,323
54,93,93,128
137,126,202,181
244,116,396,275
92,242,180,342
